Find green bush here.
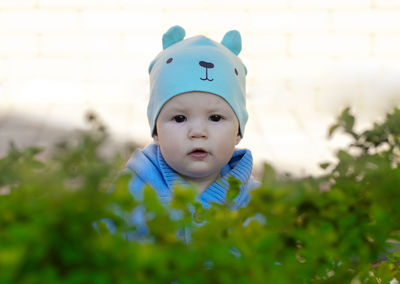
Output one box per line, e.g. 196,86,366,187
1,109,399,283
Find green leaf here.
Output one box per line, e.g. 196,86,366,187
171,184,196,210
226,177,241,204
319,162,330,170
328,124,339,138
143,185,164,213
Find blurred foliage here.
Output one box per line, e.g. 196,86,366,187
1,109,400,283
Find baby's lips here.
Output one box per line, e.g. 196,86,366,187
188,147,208,154
188,148,209,159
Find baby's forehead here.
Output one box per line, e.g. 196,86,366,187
166,91,228,104
161,91,233,111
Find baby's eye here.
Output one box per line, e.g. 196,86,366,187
173,115,186,123
209,115,223,122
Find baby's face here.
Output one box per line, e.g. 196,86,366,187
154,91,241,183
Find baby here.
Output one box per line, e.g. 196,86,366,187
126,26,257,209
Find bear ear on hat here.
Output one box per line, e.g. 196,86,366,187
148,26,186,74
162,25,186,50
221,30,242,55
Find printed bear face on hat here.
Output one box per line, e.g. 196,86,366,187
149,26,247,85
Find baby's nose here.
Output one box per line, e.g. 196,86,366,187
199,61,214,69
189,129,207,139
188,121,208,139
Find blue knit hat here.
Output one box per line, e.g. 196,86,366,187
147,25,248,137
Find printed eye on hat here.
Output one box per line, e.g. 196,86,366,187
147,25,248,137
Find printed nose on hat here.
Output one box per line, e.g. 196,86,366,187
199,61,214,69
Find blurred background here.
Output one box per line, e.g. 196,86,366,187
1,0,400,176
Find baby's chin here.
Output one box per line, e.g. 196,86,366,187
178,169,221,180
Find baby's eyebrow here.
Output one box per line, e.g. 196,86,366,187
207,107,230,113
207,108,224,112
165,106,187,112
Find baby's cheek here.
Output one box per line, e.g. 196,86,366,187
159,123,184,137
215,123,238,139
215,136,236,157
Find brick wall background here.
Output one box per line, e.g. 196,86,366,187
1,0,400,176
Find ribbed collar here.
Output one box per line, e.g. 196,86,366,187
156,146,188,192
197,149,253,208
128,144,253,208
155,145,253,208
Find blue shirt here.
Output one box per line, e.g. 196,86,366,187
126,144,257,209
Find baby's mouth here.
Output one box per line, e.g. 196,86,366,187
188,148,209,159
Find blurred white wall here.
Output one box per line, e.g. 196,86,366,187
1,0,400,176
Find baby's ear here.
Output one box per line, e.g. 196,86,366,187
153,134,160,145
235,134,241,145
